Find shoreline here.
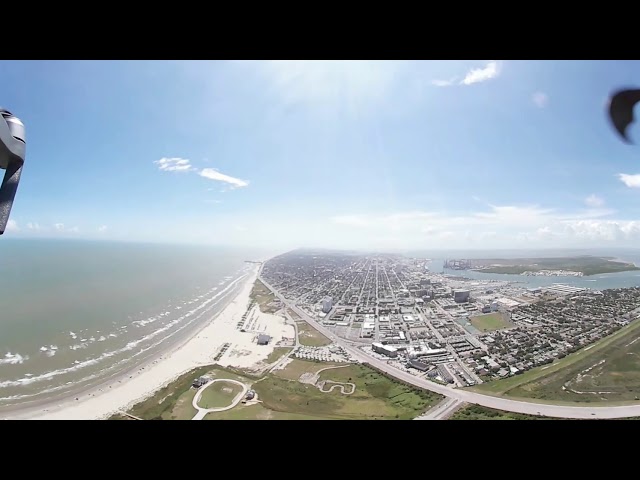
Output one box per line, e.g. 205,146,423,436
2,263,274,420
0,273,249,417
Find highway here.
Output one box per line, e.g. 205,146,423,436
415,397,463,420
260,276,640,419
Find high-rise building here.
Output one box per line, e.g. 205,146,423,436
453,289,470,303
322,297,333,313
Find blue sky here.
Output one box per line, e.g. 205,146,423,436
1,60,640,250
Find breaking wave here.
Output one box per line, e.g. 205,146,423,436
0,272,247,391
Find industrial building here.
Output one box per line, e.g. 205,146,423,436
321,297,333,313
496,297,520,309
453,289,470,303
407,358,430,371
408,346,448,358
545,284,586,296
372,342,398,358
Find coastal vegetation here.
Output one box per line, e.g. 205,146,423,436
296,321,332,346
471,256,639,276
450,404,551,420
471,319,640,403
249,279,279,314
450,404,640,420
108,366,251,420
111,360,443,420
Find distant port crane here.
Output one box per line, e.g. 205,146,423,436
443,259,471,270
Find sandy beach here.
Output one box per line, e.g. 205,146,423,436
5,264,294,420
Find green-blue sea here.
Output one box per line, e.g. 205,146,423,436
0,239,268,410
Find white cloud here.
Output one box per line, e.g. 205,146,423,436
326,203,640,248
155,157,250,191
98,225,108,233
154,157,194,172
618,173,640,188
431,61,501,89
199,168,249,189
532,91,549,108
584,194,604,208
27,222,41,231
460,61,500,86
473,204,554,227
5,219,19,232
53,223,79,233
431,77,457,87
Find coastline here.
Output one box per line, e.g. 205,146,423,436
2,262,288,420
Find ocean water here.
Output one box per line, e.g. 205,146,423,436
0,239,267,410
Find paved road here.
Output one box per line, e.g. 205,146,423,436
319,381,356,395
415,397,464,420
268,309,299,374
191,379,248,420
259,276,640,419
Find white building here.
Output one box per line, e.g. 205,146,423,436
322,297,333,313
372,342,398,358
453,289,470,303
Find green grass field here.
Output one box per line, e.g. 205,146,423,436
198,381,244,409
204,402,329,420
109,414,134,420
256,364,443,420
109,366,252,420
273,359,344,381
450,404,552,420
450,404,640,420
471,256,640,276
471,319,640,403
469,312,513,332
250,280,279,313
266,347,292,364
109,350,440,420
296,321,332,347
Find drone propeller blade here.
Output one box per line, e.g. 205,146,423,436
608,88,640,143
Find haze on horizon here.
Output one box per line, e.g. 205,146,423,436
2,60,640,251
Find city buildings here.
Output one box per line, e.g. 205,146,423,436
261,250,640,388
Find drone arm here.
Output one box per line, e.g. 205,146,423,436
0,109,26,235
0,160,23,234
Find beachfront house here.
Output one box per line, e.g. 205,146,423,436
192,376,210,388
